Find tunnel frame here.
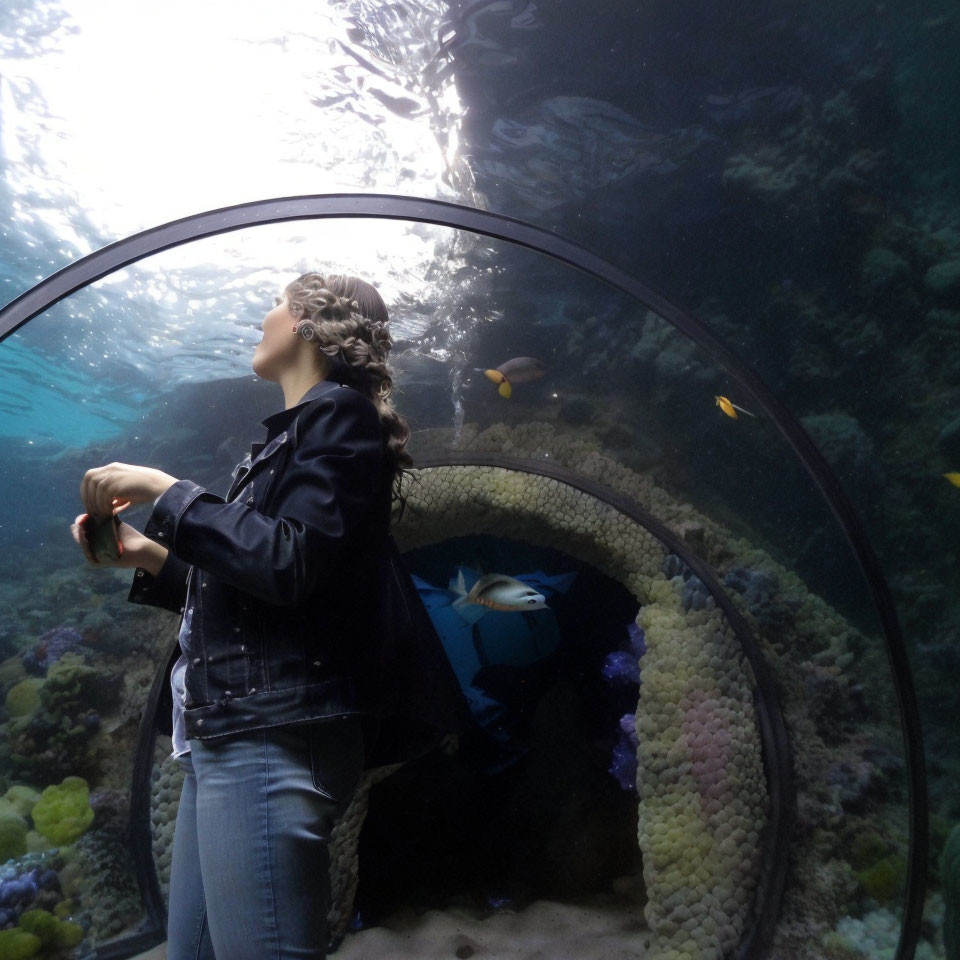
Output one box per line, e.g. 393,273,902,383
0,193,926,960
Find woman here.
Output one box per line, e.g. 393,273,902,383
71,273,467,959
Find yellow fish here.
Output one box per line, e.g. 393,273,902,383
944,472,960,487
481,357,548,399
715,395,755,419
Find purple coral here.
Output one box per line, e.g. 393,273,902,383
601,620,646,686
609,713,639,791
21,626,86,676
723,566,777,605
0,853,70,932
603,622,645,790
602,650,641,686
0,869,38,909
626,622,646,659
681,691,733,803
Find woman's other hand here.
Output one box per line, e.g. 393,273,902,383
80,462,179,519
71,516,169,573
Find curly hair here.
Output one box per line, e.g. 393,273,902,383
282,272,415,520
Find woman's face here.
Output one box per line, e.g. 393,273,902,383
252,292,297,381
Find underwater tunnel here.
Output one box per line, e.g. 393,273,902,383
0,194,928,960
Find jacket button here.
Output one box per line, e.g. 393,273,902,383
234,626,241,633
197,719,204,727
207,655,214,662
239,644,246,652
136,570,144,577
313,659,322,668
201,581,207,588
193,657,201,665
156,531,164,539
248,687,256,695
269,469,275,475
224,690,231,697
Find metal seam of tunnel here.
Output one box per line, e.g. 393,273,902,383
130,453,792,960
0,192,926,959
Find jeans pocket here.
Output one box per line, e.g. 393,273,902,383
308,716,365,805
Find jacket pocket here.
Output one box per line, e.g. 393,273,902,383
308,716,365,805
229,431,291,504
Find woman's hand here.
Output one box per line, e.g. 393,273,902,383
80,462,179,520
71,516,169,572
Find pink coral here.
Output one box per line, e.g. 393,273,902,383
681,690,734,800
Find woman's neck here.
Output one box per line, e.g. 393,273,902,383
279,361,330,410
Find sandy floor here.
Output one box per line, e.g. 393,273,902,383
131,897,649,960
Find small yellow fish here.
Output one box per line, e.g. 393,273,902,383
715,395,755,419
944,472,960,488
479,357,548,399
484,368,513,398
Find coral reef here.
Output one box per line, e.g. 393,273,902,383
0,593,171,952
5,652,118,784
20,627,89,678
828,906,941,960
130,415,923,959
326,763,406,952
69,787,140,941
150,748,184,904
393,420,770,960
390,418,913,960
0,848,84,948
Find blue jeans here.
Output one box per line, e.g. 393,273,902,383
166,717,366,960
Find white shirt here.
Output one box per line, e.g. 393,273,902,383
170,604,192,758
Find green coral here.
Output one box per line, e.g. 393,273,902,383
1,786,40,819
0,928,41,959
17,909,84,949
0,807,28,862
23,830,53,854
942,823,960,960
29,776,94,846
6,651,117,783
4,679,43,718
845,828,889,870
855,854,906,903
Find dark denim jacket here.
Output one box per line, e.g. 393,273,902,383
128,379,470,764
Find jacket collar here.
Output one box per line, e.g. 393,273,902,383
250,380,341,457
260,379,340,439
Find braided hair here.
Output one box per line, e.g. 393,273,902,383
283,272,415,521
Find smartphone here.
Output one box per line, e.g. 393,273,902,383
80,513,123,563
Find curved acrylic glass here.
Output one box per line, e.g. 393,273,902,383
0,219,912,958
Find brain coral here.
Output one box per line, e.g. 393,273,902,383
392,422,770,960
30,776,94,847
4,679,43,718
